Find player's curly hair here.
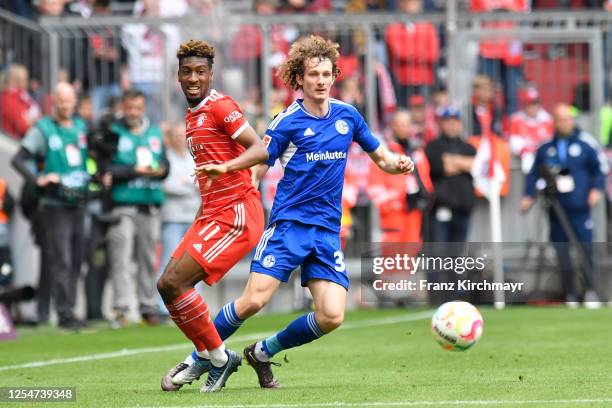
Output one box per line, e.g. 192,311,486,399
176,40,215,67
278,35,341,90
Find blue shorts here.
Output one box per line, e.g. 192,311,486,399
250,221,349,290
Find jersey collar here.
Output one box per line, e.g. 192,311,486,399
188,89,216,113
296,98,332,119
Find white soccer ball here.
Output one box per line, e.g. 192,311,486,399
431,301,483,351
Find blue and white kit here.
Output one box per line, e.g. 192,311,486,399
251,98,381,289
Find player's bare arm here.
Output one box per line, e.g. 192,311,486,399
368,145,414,174
250,164,270,189
195,126,268,179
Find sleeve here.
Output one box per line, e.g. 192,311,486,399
425,142,444,179
11,148,39,185
352,110,381,153
211,96,249,140
21,125,46,157
263,127,291,167
524,145,544,197
586,144,606,191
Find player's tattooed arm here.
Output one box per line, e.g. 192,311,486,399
368,146,414,175
195,125,268,179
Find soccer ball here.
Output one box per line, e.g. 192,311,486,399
431,301,483,351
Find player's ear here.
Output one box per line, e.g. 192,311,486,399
297,75,303,87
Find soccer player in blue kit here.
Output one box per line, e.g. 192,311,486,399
169,35,414,389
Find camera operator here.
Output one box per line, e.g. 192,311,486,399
82,99,121,321
521,103,608,307
11,82,90,329
106,90,168,328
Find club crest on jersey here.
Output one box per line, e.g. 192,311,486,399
263,135,272,147
263,254,276,268
187,138,205,155
569,143,582,157
197,115,205,127
335,119,349,135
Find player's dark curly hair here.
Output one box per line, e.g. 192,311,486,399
177,40,215,67
278,35,341,90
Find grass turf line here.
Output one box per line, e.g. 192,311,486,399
0,307,611,408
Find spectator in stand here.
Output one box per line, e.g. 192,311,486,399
427,85,449,137
106,89,168,328
339,77,365,116
425,106,476,242
86,0,128,121
279,0,332,13
1,64,41,139
368,110,433,244
471,0,527,115
409,95,436,147
157,123,200,314
385,0,440,108
122,0,186,123
469,75,504,138
0,0,35,18
344,0,394,11
230,0,290,97
508,87,554,173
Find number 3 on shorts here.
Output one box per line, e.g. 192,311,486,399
334,250,346,273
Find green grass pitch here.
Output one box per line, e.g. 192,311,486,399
1,307,612,408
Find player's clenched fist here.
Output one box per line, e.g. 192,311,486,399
396,155,414,174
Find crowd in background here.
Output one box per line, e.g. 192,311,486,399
0,0,611,327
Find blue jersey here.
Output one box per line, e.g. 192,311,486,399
264,98,380,233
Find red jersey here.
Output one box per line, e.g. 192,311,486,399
508,109,553,156
185,89,256,219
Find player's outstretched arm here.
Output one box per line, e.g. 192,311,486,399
368,145,414,175
196,126,269,179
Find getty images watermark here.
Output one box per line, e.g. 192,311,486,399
359,243,529,304
370,253,523,292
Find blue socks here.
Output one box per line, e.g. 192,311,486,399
262,312,325,358
214,302,244,340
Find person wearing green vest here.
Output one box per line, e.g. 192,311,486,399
11,82,89,330
106,89,169,329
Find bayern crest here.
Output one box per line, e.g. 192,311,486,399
335,119,349,135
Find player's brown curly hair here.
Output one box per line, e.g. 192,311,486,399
278,35,341,90
176,40,215,67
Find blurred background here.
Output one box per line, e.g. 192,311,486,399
0,0,611,330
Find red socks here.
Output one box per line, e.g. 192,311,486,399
166,288,222,352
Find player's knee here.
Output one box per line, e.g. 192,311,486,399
316,310,344,333
157,273,181,301
237,296,269,318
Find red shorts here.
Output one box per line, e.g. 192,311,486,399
172,196,264,285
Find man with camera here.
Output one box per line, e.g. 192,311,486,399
521,104,608,307
11,82,90,329
106,90,169,328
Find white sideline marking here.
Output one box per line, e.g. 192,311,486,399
0,311,432,372
134,400,612,408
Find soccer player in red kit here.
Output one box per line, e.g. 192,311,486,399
157,40,267,393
